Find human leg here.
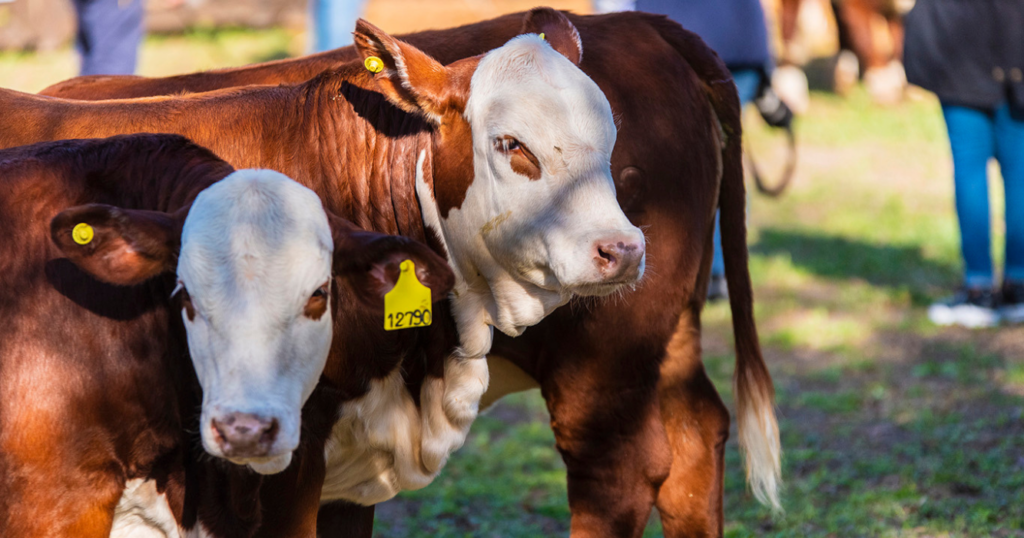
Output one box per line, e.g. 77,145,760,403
72,0,144,76
929,104,998,327
994,103,1024,321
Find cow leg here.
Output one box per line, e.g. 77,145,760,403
316,502,374,538
834,0,878,73
512,321,673,538
654,307,730,538
546,379,671,538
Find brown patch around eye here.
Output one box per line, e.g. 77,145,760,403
496,136,542,180
179,287,195,321
304,281,330,321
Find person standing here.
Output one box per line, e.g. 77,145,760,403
904,0,1024,327
72,0,145,75
595,0,775,302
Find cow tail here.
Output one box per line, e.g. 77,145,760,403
650,14,783,512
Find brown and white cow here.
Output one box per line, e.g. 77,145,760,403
19,9,780,537
0,134,454,538
4,10,662,533
777,0,909,104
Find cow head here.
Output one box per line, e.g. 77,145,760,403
354,10,645,339
356,10,643,338
51,169,453,474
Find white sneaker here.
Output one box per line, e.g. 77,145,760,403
928,287,999,328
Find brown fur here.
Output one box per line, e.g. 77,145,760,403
20,9,777,537
0,135,232,538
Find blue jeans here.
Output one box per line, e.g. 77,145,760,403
72,0,144,76
310,0,368,52
942,103,1024,287
711,69,761,277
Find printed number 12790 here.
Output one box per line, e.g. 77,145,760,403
386,308,431,330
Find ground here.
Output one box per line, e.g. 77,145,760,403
1,18,1022,538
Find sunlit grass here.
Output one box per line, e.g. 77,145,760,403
0,26,301,93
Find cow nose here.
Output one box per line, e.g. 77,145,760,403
211,413,278,458
594,237,645,282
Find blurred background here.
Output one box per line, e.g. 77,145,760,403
1,1,1022,536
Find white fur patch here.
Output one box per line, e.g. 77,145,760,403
110,479,185,538
321,368,431,504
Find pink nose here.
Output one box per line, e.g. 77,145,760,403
211,413,278,458
594,236,645,282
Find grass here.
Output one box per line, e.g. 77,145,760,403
0,26,302,93
2,26,1023,538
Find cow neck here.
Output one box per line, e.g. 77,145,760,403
294,65,494,361
289,64,454,256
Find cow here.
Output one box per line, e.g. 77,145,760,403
17,8,779,537
777,0,909,104
0,134,456,537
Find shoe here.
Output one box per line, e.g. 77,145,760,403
928,286,999,328
1000,280,1024,324
707,274,728,303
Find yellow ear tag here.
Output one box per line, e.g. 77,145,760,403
539,32,546,40
384,260,432,330
72,222,94,245
364,56,384,74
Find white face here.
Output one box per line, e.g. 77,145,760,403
176,170,334,475
439,35,645,336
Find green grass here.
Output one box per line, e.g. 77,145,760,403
2,30,1023,537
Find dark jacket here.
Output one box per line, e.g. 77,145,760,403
904,0,1024,115
635,0,772,72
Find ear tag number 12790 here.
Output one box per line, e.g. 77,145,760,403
384,260,432,331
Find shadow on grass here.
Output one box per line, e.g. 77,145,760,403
752,228,959,304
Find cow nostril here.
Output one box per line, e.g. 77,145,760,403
261,419,279,445
212,420,228,444
597,246,616,266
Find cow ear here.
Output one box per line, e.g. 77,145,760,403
328,214,454,310
353,18,465,124
51,203,184,286
521,7,583,65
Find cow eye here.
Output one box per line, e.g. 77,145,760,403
305,282,330,320
495,136,522,152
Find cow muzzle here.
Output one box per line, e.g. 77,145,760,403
593,234,646,284
210,412,279,459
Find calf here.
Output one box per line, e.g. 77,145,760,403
17,10,779,536
0,134,453,537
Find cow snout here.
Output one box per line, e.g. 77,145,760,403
211,413,279,458
594,236,645,282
